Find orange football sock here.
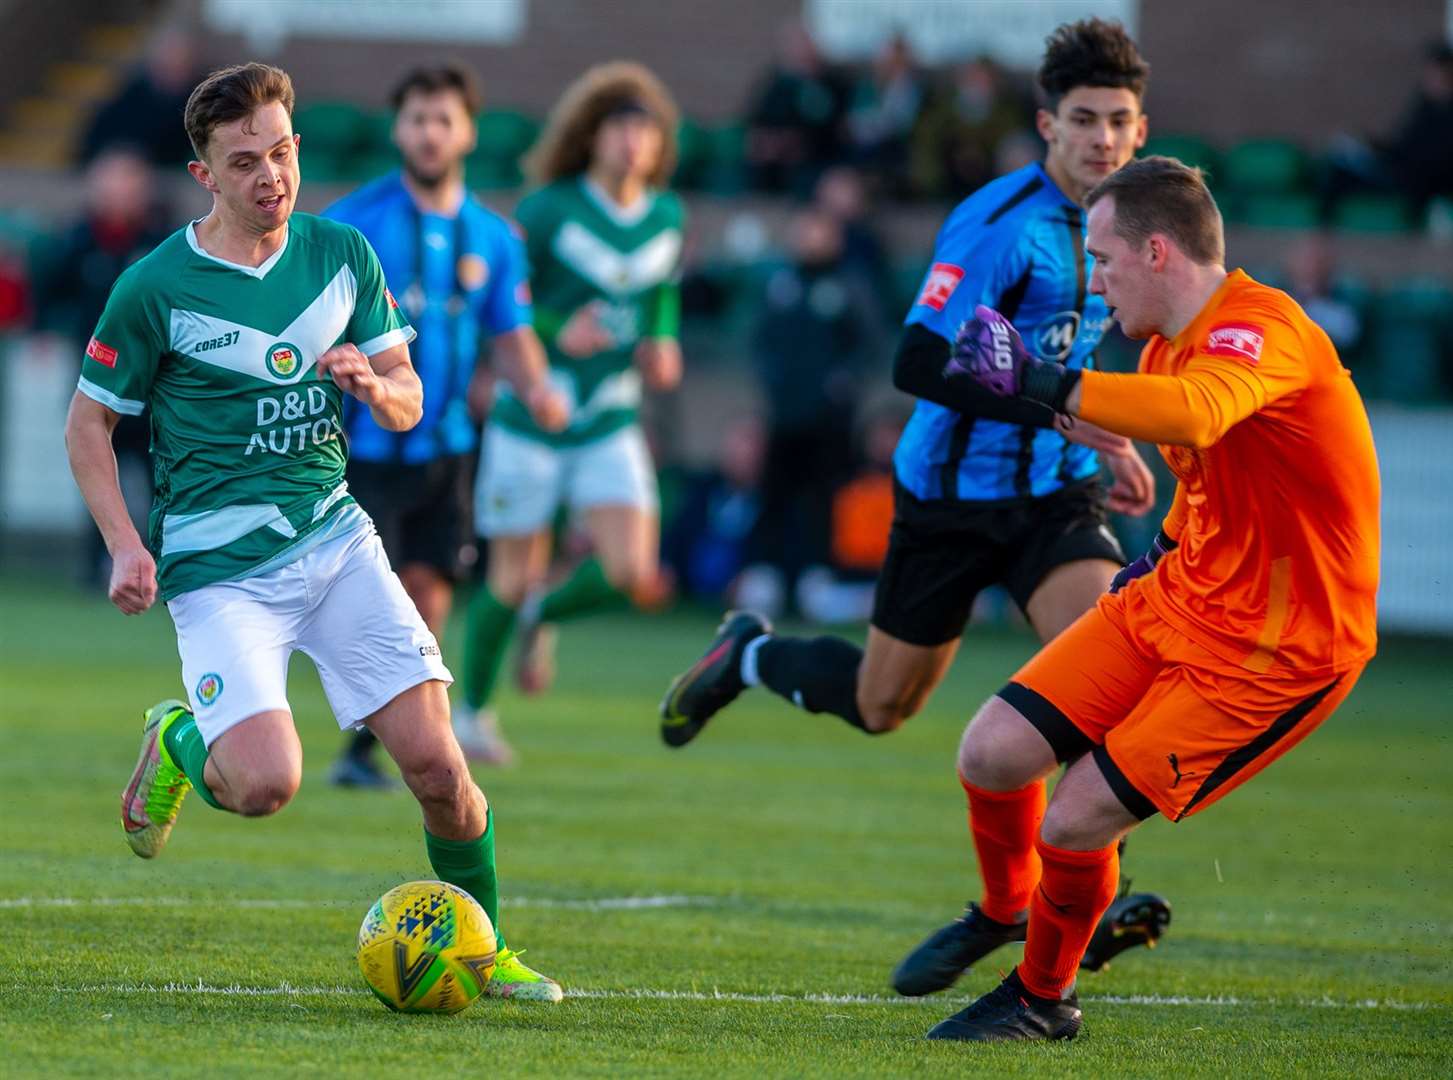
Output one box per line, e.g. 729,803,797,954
960,774,1046,925
1017,837,1119,999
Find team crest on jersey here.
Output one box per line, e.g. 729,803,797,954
457,254,489,291
916,262,965,311
86,336,118,368
265,341,303,380
1205,322,1265,364
195,672,224,707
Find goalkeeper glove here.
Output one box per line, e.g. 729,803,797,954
1109,530,1178,593
946,304,1081,412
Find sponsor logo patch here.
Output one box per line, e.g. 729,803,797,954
384,287,399,309
915,262,965,311
86,337,118,368
1205,322,1265,363
195,672,224,707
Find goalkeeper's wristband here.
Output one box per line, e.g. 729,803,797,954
1149,529,1178,560
1021,362,1081,413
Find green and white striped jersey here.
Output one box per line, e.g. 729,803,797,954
77,213,414,599
492,177,683,447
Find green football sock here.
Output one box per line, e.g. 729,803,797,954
161,710,223,810
425,811,505,950
462,585,516,709
538,557,628,623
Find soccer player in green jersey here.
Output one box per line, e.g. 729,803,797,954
64,63,561,1001
457,62,684,736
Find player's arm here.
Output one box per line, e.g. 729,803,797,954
491,326,569,431
65,392,156,614
893,323,1060,428
1108,482,1185,593
634,200,685,391
317,341,421,431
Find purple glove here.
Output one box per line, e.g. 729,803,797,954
946,304,1081,411
1109,530,1178,593
946,305,1031,396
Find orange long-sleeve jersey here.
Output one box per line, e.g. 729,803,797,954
1078,269,1380,678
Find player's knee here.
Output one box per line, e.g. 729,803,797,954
855,689,913,734
231,768,300,817
487,574,531,608
402,757,472,815
957,709,1039,791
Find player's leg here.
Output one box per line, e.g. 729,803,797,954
125,575,302,857
512,428,662,692
659,486,981,746
894,596,1154,997
1023,558,1119,642
300,525,561,1000
457,424,560,760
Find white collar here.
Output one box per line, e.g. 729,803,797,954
186,219,290,279
581,177,652,228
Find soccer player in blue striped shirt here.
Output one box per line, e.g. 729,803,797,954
661,19,1170,995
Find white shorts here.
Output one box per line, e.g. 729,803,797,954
166,524,452,746
474,423,658,537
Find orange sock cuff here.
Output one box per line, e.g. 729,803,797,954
959,773,1047,925
1018,838,1119,1000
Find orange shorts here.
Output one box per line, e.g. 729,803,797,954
1004,587,1363,821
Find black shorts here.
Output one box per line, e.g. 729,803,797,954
346,454,476,580
870,478,1126,647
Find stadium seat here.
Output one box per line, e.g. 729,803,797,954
1140,135,1220,178
1234,193,1321,229
1222,139,1307,195
359,110,396,158
700,124,748,196
293,101,371,159
468,110,538,190
1367,277,1453,400
673,118,711,190
1333,195,1413,233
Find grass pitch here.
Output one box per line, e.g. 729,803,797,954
1,578,1449,1077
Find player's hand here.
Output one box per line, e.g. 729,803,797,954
467,367,496,422
525,384,571,432
317,343,385,407
557,302,614,359
109,543,158,615
948,305,1080,412
635,337,683,392
1109,530,1178,593
1055,413,1134,455
1104,447,1157,516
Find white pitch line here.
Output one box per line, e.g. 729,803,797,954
0,895,717,912
27,981,1437,1012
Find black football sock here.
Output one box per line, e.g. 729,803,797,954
755,635,873,733
347,727,379,762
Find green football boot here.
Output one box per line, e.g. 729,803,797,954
120,699,194,859
485,948,563,1002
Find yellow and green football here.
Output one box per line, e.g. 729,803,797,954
357,880,497,1014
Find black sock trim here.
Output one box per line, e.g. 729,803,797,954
1092,745,1158,821
997,682,1094,763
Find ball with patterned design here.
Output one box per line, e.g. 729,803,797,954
357,880,496,1014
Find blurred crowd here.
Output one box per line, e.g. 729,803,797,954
3,24,1452,613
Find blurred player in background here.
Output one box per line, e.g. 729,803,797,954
66,63,562,1001
457,62,684,743
324,63,567,782
924,155,1380,1042
662,19,1169,990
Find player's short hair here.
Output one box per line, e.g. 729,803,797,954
1085,156,1224,266
1037,18,1149,111
184,63,295,161
524,61,679,187
390,62,482,116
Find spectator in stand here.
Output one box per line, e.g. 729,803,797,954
910,57,1034,200
743,20,850,197
814,165,892,325
0,239,29,331
1320,41,1453,223
1283,234,1363,357
35,147,170,585
661,416,765,603
745,207,878,610
78,26,199,167
843,36,926,197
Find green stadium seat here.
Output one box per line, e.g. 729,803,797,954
1223,139,1306,195
702,124,748,196
359,110,396,157
1140,135,1220,178
1333,195,1413,233
1235,193,1320,229
1367,277,1453,400
673,118,711,190
293,101,370,158
468,110,537,189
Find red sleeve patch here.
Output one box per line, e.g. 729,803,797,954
86,337,118,368
384,287,399,309
1204,322,1265,364
915,262,965,312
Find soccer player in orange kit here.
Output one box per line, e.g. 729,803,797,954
922,155,1381,1043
